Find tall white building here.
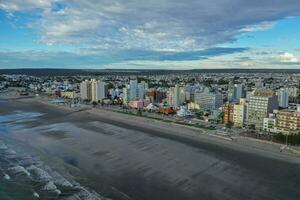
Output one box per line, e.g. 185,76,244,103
234,84,244,101
179,87,186,104
89,79,107,102
248,89,279,129
80,80,89,100
138,83,146,100
174,85,180,108
98,81,108,99
228,84,244,102
123,87,129,104
91,79,100,102
278,88,289,108
233,98,247,127
80,79,107,102
129,80,138,100
167,85,183,108
123,80,148,103
194,90,223,111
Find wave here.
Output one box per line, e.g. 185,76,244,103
8,166,31,177
0,139,111,200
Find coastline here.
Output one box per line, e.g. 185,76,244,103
34,96,300,161
1,96,300,200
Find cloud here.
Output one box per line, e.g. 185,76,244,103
0,47,247,68
103,58,300,70
239,22,275,32
0,50,109,68
0,48,299,69
1,0,300,52
81,47,248,61
0,0,53,11
1,0,300,69
279,52,299,63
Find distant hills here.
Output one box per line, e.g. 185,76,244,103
0,68,300,76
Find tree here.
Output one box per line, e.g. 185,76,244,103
196,111,204,119
92,101,98,107
248,124,255,130
217,112,224,124
107,82,115,89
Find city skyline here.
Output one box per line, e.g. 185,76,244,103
0,0,300,69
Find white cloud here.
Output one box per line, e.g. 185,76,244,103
1,0,300,54
0,0,53,11
279,52,299,63
1,48,300,69
239,22,275,32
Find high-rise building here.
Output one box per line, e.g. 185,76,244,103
179,87,186,104
275,109,300,134
278,88,289,108
138,83,145,100
146,88,164,103
223,103,234,124
98,82,108,99
80,80,89,100
129,80,138,100
91,79,102,102
194,90,223,111
233,98,247,127
247,89,279,129
123,87,129,104
234,84,245,101
228,84,245,102
80,79,107,102
174,85,180,108
167,85,181,108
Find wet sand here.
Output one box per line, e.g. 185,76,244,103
0,97,300,200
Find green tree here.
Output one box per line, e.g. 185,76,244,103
92,101,98,107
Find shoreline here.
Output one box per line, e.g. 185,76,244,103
29,96,300,162
36,97,300,159
1,96,300,200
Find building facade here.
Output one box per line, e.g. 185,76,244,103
278,88,289,108
80,80,89,100
80,79,107,102
194,91,223,111
247,89,279,129
223,103,234,124
233,98,247,127
275,109,300,134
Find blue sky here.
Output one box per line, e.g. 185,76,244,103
0,0,300,69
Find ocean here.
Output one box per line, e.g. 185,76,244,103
0,110,107,200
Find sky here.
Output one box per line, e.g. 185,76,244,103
0,0,300,69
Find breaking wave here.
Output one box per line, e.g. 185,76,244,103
0,139,111,200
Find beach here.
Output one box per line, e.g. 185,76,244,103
0,97,300,200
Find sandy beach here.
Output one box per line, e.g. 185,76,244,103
0,97,300,200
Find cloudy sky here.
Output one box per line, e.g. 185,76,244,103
0,0,300,69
